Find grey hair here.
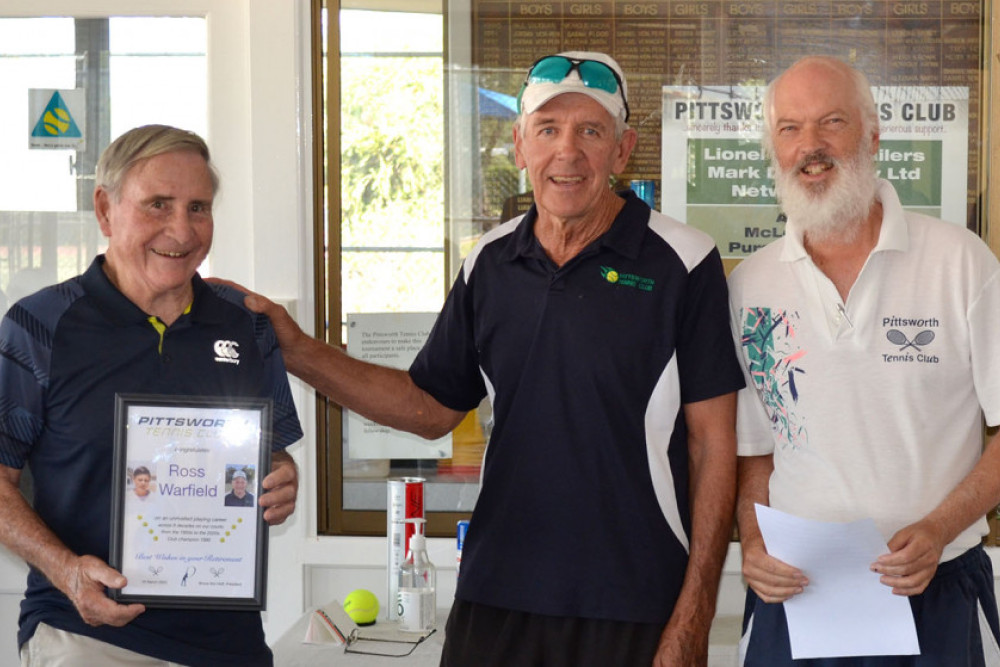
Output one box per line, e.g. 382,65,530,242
760,56,878,158
95,124,219,200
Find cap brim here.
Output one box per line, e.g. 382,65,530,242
520,81,626,122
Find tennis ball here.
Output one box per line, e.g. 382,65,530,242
343,589,379,626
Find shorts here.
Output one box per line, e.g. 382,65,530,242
739,545,1000,666
440,598,665,667
21,623,185,667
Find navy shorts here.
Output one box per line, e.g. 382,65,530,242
740,545,1000,666
439,598,664,667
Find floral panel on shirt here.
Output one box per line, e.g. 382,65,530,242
740,307,808,450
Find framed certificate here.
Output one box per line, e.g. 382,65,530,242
109,394,273,610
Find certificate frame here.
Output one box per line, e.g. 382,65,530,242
109,394,273,610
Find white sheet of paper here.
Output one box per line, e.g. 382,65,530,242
754,504,920,659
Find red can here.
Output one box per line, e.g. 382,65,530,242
387,477,424,620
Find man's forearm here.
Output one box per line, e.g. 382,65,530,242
245,290,466,439
736,454,774,551
284,334,465,440
672,437,736,627
921,429,1000,546
660,394,738,651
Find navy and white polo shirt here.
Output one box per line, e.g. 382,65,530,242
410,191,744,624
0,256,302,666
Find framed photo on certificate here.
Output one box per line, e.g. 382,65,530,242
109,394,273,610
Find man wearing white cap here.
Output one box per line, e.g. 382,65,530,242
235,51,743,665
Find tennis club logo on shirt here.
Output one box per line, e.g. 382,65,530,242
213,340,240,365
600,266,655,292
881,316,940,364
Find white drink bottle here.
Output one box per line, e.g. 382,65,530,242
397,518,435,632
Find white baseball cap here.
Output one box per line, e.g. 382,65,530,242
518,51,629,123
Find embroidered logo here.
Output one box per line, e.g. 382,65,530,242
213,340,240,365
886,329,934,351
881,316,940,364
600,266,655,292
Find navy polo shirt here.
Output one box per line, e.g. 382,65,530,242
0,256,302,666
410,192,744,624
225,491,256,507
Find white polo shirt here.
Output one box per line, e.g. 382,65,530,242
730,180,1000,561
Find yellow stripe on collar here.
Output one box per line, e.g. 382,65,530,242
147,304,193,354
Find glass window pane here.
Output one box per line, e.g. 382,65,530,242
342,252,444,315
109,18,207,138
333,7,485,529
340,10,441,53
0,19,76,214
0,17,206,314
339,12,444,325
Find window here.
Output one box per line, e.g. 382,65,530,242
317,1,487,536
0,17,206,316
339,10,446,319
317,0,998,537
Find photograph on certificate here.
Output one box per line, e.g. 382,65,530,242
109,394,272,610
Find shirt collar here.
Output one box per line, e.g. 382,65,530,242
780,178,908,262
870,179,909,252
81,255,218,326
501,190,649,263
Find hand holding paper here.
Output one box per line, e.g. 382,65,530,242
754,504,920,659
741,536,808,603
872,518,948,596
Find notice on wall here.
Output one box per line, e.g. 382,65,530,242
345,313,452,460
28,88,86,150
661,85,969,259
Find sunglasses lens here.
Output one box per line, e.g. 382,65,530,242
528,56,619,96
519,56,627,119
577,61,619,95
527,56,573,85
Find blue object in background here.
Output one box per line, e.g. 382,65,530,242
630,180,656,209
457,519,470,580
478,87,518,119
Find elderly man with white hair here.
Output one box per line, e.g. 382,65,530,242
731,55,1000,665
0,125,302,666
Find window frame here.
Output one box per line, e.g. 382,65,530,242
314,0,1000,537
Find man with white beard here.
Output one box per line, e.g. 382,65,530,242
729,55,1000,665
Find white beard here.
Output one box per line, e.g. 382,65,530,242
774,142,878,245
